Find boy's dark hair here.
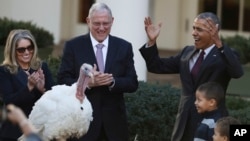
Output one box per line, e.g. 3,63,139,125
216,116,241,139
197,81,224,107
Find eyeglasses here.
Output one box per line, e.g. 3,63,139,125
16,45,34,53
92,22,111,28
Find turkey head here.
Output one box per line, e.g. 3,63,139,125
76,63,94,103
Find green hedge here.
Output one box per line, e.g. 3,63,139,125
222,35,250,64
1,56,250,140
124,82,250,141
0,17,54,48
45,56,61,82
125,82,180,141
44,58,250,140
226,96,250,124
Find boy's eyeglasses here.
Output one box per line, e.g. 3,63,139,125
16,45,34,53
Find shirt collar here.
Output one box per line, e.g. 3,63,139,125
90,32,109,48
203,44,215,55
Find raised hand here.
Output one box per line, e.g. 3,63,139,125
205,18,222,48
144,17,162,46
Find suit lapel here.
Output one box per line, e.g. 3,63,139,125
189,49,198,83
16,69,28,86
199,46,217,73
195,46,217,83
104,35,117,73
184,48,197,76
81,35,97,67
83,34,118,72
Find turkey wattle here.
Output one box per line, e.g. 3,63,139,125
20,63,94,141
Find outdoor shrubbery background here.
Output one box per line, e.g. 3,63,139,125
44,48,250,141
44,55,250,141
222,35,250,64
0,17,250,141
123,81,250,141
125,82,180,141
0,17,54,48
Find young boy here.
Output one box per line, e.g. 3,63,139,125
194,81,227,141
213,116,241,141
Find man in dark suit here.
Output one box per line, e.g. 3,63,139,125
57,2,138,141
139,12,243,141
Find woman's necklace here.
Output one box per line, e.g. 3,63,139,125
22,67,30,72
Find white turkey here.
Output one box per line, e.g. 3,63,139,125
19,63,94,141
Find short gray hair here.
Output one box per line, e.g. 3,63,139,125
196,12,221,30
88,2,112,18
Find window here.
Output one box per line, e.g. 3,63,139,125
199,0,250,32
78,0,95,23
221,0,239,30
243,0,250,31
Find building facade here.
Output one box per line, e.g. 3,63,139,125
0,0,249,80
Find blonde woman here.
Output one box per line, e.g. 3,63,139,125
0,29,54,141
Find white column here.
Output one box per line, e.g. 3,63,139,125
98,0,149,81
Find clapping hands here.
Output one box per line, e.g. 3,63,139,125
27,68,45,93
88,64,114,88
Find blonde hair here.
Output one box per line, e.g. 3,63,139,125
1,29,41,74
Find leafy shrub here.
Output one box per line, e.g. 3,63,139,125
222,35,250,64
45,56,61,82
43,57,181,140
34,57,250,140
226,96,250,124
226,95,250,110
229,107,250,124
0,17,54,48
125,82,181,141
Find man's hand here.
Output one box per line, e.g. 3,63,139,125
88,73,113,87
144,17,162,46
205,18,222,48
88,64,114,88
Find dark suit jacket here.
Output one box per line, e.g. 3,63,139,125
139,44,243,141
57,33,138,141
0,62,54,140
